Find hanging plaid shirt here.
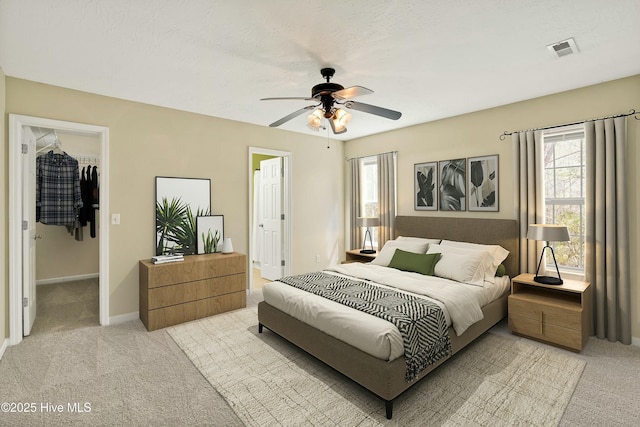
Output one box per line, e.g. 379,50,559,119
36,151,83,225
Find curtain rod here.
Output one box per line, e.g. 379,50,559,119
345,150,397,162
499,109,639,141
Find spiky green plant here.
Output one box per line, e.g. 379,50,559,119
156,197,188,255
202,229,220,254
172,206,210,255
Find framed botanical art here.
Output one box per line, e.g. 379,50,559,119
439,158,466,211
155,176,211,256
414,162,437,211
196,215,224,254
468,155,499,211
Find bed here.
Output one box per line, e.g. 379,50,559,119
258,216,518,419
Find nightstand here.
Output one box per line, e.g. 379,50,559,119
508,273,591,352
344,249,377,263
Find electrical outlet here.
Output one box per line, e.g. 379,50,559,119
111,213,121,225
315,255,320,263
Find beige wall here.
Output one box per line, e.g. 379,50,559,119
345,75,640,340
4,77,345,319
1,67,6,341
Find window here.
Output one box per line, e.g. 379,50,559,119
542,126,585,273
360,156,378,247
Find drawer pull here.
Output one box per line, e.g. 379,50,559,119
539,311,543,334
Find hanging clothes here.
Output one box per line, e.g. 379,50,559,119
36,150,83,226
79,166,92,227
90,165,99,238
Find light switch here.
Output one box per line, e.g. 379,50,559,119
111,213,121,225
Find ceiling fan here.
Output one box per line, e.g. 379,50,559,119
260,67,402,134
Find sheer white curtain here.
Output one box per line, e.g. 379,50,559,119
377,152,396,248
512,131,544,274
585,117,631,344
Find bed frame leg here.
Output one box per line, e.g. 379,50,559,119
258,323,263,333
385,400,393,419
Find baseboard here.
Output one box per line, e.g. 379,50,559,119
109,311,140,325
0,338,8,361
632,336,640,348
36,273,99,286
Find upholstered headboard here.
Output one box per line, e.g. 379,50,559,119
395,216,519,277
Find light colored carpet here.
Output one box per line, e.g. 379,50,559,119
168,306,586,426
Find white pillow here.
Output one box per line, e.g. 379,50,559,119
371,238,430,266
440,240,509,283
427,244,491,286
396,236,441,246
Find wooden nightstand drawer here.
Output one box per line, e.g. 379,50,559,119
508,314,583,351
508,295,582,331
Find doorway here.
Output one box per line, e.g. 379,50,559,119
248,147,292,292
8,115,110,346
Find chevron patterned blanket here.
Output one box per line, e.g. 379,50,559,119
277,272,452,381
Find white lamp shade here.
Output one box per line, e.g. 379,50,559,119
527,224,570,242
357,217,380,227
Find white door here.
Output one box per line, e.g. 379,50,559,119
22,127,37,335
260,157,283,280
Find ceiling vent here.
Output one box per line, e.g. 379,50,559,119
547,37,579,58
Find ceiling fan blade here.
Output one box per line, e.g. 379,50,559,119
268,105,316,127
261,97,317,101
332,86,373,100
343,101,402,120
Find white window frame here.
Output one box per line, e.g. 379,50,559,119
541,124,586,277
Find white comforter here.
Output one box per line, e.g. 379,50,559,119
262,263,509,362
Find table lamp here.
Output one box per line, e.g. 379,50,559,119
357,217,379,254
527,224,570,285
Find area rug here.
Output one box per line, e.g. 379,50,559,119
168,307,585,426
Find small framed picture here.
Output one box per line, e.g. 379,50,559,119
196,215,224,254
468,155,498,211
415,162,437,211
439,159,466,211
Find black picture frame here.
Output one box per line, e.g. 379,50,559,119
155,176,211,256
414,162,438,211
439,158,466,211
468,155,499,211
196,215,224,254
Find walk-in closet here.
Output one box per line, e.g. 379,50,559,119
29,126,101,335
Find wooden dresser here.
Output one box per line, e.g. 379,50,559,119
508,273,591,352
139,252,247,331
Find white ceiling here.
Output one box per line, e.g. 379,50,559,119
1,0,639,141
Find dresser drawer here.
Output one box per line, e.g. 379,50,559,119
509,313,583,351
508,294,582,330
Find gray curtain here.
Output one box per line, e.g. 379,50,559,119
585,117,631,344
377,152,396,248
512,131,544,274
349,158,362,250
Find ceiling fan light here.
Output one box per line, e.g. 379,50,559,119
307,109,323,130
332,108,351,133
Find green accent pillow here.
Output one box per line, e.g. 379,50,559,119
495,264,506,277
388,249,441,276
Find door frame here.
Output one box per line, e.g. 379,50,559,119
8,114,110,345
248,147,291,292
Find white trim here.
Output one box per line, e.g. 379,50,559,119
632,336,640,348
0,338,8,361
109,311,140,325
36,273,100,286
8,114,110,346
248,147,292,293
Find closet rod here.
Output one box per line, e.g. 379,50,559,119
499,108,639,141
